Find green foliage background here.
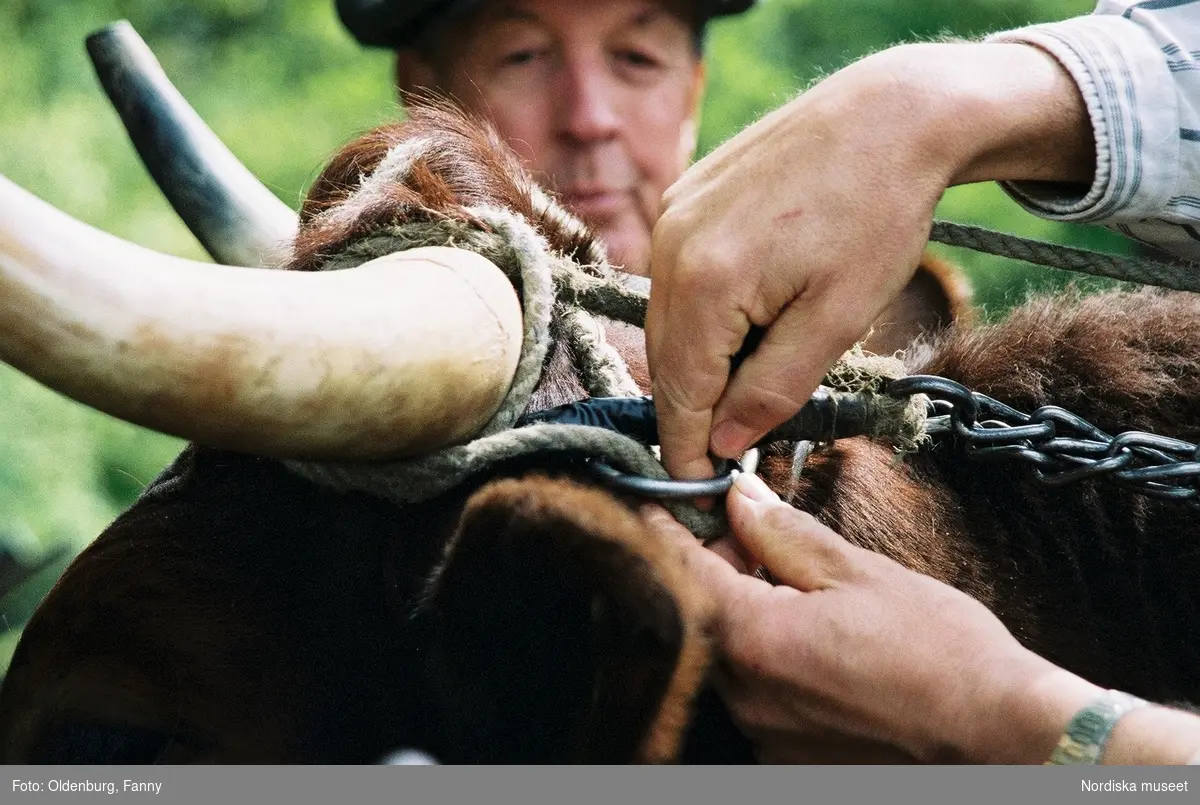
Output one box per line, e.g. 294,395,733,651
0,0,1116,670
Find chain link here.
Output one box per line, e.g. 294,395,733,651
525,381,1200,507
886,375,1200,506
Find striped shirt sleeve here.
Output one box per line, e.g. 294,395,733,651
986,1,1200,259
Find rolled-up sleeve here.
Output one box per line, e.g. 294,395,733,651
988,2,1200,257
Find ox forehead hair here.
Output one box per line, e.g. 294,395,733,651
334,134,441,222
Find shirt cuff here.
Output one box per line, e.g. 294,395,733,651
985,14,1179,223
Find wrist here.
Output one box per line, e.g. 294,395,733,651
955,651,1102,765
838,42,1095,190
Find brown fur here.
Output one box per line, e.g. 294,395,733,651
291,102,605,274
781,288,1200,702
865,251,974,355
421,476,715,763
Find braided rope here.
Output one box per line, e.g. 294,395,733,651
929,220,1200,292
557,308,643,398
284,205,725,537
554,267,649,327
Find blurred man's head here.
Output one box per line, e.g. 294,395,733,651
338,0,754,273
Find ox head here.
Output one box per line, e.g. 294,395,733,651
0,81,977,762
0,106,726,759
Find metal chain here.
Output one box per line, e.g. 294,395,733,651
887,375,1200,506
526,380,1200,507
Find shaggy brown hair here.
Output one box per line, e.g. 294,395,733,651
289,102,604,274
780,288,1200,703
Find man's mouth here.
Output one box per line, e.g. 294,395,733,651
560,189,629,220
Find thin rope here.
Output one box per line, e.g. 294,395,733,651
554,266,649,327
929,220,1200,293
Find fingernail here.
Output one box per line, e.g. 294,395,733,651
733,471,779,504
711,419,755,458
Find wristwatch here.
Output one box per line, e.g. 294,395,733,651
1046,690,1149,765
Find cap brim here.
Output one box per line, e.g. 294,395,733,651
706,0,756,18
338,0,754,48
337,0,481,48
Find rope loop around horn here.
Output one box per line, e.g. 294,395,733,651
283,207,727,540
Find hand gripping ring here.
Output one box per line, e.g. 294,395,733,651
585,448,761,499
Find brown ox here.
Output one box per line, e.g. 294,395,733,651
0,107,1196,764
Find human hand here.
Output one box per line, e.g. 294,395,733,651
647,42,1095,481
645,53,944,481
646,472,1103,764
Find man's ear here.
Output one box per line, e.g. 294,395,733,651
394,50,440,98
679,60,707,163
690,59,707,116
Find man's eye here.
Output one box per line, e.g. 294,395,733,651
500,49,544,67
616,50,660,68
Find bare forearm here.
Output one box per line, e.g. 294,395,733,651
823,41,1096,189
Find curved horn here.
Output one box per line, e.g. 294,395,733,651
0,175,523,460
86,21,298,267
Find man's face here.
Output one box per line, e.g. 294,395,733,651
400,0,706,274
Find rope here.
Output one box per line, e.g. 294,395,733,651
929,220,1200,293
554,267,649,327
821,349,929,453
316,207,558,439
557,308,643,398
285,132,1185,542
284,204,724,538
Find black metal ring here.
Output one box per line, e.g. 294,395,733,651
585,449,759,499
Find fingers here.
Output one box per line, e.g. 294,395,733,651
726,473,857,592
646,227,752,482
710,297,861,459
639,502,767,616
639,504,741,582
701,533,754,574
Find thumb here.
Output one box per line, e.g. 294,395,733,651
727,472,856,592
638,503,755,588
709,300,859,459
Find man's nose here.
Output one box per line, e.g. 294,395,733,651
559,62,621,144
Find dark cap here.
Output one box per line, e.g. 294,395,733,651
337,0,756,48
